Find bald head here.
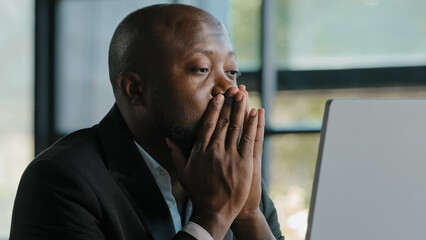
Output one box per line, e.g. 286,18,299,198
107,4,237,159
108,4,225,93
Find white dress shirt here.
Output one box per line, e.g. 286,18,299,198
134,141,213,240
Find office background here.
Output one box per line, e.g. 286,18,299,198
1,0,426,239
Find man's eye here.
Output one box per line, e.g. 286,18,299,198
227,70,242,78
192,67,209,74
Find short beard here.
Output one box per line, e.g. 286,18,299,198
150,85,196,159
161,119,196,159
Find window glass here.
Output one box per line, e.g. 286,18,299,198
271,86,426,129
55,0,173,134
247,91,262,109
231,0,261,70
0,0,34,237
275,0,426,70
270,134,320,240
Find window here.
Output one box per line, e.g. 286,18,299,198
0,0,34,238
267,1,426,239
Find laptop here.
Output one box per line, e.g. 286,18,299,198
306,99,426,240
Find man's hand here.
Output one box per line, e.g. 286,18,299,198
166,87,260,239
229,87,275,239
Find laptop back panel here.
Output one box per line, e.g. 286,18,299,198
306,99,426,240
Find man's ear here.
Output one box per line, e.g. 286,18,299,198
116,71,145,105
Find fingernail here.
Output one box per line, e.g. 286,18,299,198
249,108,257,116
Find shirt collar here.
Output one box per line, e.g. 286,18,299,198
133,140,164,176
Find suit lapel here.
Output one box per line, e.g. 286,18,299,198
98,105,176,240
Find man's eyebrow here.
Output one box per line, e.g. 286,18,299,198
192,48,236,56
193,48,213,54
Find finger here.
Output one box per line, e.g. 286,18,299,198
237,85,249,145
254,108,265,161
165,138,187,182
225,90,246,150
210,87,238,148
253,108,265,182
194,94,224,151
239,108,259,159
238,84,245,92
238,85,250,124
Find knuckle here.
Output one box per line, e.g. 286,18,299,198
207,143,223,159
241,134,253,144
228,124,240,131
209,142,221,151
212,147,222,159
194,142,204,153
217,117,230,127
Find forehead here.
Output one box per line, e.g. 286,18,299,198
165,24,234,61
152,8,233,58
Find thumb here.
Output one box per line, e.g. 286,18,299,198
165,138,187,182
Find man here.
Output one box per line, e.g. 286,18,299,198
10,4,284,240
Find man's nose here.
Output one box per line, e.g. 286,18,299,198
211,72,237,96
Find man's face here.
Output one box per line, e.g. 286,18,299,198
148,22,239,157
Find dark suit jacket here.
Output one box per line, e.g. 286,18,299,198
10,105,284,240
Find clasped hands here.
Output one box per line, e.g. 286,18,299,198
167,86,274,239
